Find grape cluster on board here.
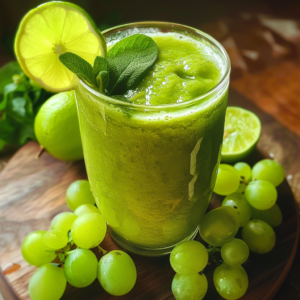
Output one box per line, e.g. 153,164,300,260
21,179,137,300
169,158,284,300
211,159,284,299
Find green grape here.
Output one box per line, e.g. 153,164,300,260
170,240,208,274
213,262,248,300
21,231,56,266
29,263,66,300
98,250,137,296
222,193,252,227
50,212,77,234
43,230,68,250
221,238,249,266
251,204,283,227
245,180,277,210
214,164,240,196
252,159,284,187
64,248,98,288
199,207,240,247
242,219,276,254
66,180,95,211
71,213,106,249
234,162,252,182
172,273,208,300
74,204,100,216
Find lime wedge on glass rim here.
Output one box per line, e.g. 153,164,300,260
14,1,106,93
221,106,261,163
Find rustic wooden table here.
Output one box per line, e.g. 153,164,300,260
1,11,300,300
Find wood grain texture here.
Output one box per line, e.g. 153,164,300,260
0,89,299,300
231,61,300,138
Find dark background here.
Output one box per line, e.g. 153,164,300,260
0,0,299,66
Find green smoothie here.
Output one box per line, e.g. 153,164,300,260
124,34,223,105
75,24,229,254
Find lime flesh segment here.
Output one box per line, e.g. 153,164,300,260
15,1,106,92
222,107,261,163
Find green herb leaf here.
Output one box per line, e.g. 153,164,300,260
93,56,109,78
0,62,53,150
0,117,16,143
93,56,109,92
18,122,36,144
0,139,5,151
0,62,22,95
59,52,95,86
0,82,29,111
57,34,158,100
106,34,158,95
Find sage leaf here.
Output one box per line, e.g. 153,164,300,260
93,56,109,91
96,71,109,93
106,34,158,95
59,52,95,86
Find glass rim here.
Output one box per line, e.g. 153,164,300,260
80,21,231,109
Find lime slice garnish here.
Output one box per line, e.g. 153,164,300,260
14,1,106,92
221,106,261,163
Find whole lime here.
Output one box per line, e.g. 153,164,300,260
34,91,83,161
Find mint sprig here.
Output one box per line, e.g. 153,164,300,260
59,34,158,97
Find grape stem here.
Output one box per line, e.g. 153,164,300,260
65,250,76,256
51,262,63,268
207,246,222,266
98,245,108,255
55,238,75,255
240,176,250,185
35,146,45,159
207,246,220,253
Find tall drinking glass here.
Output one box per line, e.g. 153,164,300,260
75,22,230,256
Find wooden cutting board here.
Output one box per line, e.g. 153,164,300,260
0,88,299,300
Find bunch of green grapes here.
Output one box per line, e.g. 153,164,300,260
21,179,137,300
170,240,209,300
21,159,285,300
197,206,249,300
214,159,283,254
194,158,284,299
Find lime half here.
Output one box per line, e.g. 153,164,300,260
14,1,106,92
221,106,261,163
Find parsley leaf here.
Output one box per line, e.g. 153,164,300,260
0,62,53,150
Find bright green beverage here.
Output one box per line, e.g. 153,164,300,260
75,22,230,256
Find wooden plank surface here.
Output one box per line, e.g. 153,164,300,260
232,61,300,138
0,88,299,300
